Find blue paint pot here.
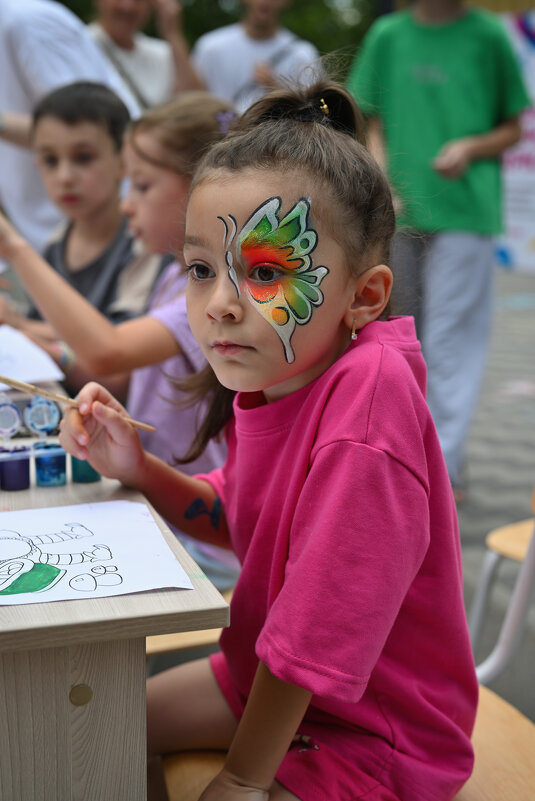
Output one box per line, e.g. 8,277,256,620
24,396,60,435
33,442,67,487
71,455,101,483
0,446,31,490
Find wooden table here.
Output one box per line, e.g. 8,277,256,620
0,463,229,801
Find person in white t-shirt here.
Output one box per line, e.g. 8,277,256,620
89,0,203,110
192,0,320,112
0,0,139,252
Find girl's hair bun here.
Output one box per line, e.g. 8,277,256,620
240,80,364,143
314,86,362,137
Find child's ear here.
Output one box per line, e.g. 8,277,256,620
344,264,393,332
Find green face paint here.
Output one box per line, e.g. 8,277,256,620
236,196,329,364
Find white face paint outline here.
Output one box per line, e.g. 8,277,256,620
217,214,240,297
229,196,329,364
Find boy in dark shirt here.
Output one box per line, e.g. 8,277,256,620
0,81,162,388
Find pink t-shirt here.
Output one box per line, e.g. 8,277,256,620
199,317,478,801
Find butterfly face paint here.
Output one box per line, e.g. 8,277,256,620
233,196,329,364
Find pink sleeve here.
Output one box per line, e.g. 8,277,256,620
256,441,430,702
194,418,236,510
195,467,226,506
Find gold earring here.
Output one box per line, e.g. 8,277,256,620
351,320,358,341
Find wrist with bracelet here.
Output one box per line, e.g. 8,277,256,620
53,341,76,372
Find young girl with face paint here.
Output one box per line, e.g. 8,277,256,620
59,81,478,801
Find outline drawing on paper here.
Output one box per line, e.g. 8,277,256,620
0,523,123,595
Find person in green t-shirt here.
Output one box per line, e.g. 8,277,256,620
347,0,530,499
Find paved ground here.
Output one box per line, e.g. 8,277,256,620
459,267,535,721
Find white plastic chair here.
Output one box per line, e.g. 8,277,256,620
468,488,535,684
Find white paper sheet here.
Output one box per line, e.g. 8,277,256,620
0,325,64,389
0,500,193,605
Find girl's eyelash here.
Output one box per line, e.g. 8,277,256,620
249,264,283,282
185,263,214,282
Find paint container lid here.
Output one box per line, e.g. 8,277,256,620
0,445,31,461
0,398,23,439
23,396,60,434
31,441,65,457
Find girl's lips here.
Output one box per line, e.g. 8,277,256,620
60,195,80,204
212,342,252,356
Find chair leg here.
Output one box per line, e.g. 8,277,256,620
468,550,503,650
477,523,535,685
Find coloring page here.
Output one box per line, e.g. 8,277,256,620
0,325,64,389
0,500,193,605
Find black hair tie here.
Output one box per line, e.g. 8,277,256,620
292,97,330,124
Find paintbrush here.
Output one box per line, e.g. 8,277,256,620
0,375,156,433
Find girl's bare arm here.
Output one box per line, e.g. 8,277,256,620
136,451,230,547
60,384,230,548
200,662,312,799
0,215,180,374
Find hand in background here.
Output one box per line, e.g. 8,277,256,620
254,62,278,89
152,0,183,41
433,138,474,179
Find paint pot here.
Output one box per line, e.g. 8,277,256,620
23,396,60,435
24,397,65,486
0,446,31,490
33,442,67,487
0,398,30,490
71,455,101,483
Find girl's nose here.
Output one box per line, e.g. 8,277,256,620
205,274,244,322
120,191,134,217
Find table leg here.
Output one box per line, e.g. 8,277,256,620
0,637,146,801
